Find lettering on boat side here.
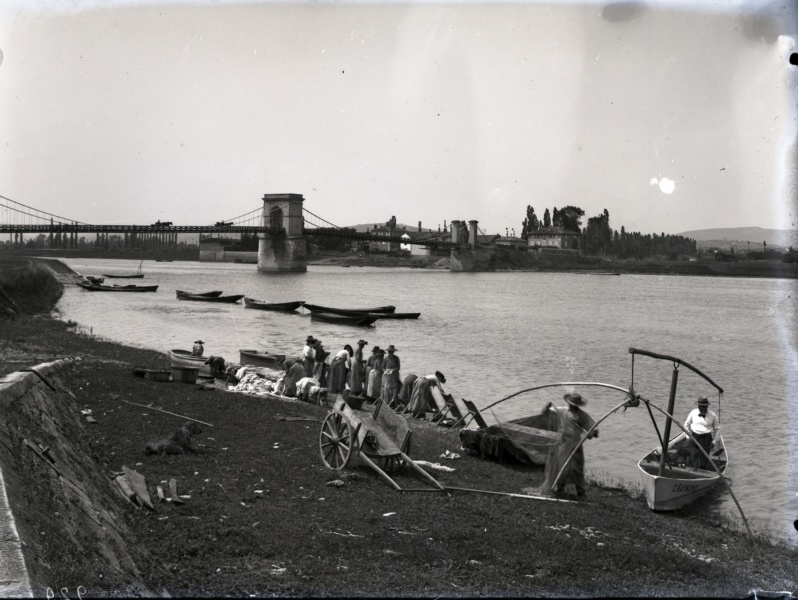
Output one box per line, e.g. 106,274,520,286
672,483,699,493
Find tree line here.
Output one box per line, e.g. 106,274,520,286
521,205,697,259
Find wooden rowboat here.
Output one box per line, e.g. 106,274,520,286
243,297,305,312
168,349,214,377
303,303,396,315
239,349,291,369
176,290,223,298
77,282,158,292
358,311,420,320
638,432,727,511
102,273,144,279
176,292,244,303
310,311,379,326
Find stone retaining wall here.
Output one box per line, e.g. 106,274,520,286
0,360,151,595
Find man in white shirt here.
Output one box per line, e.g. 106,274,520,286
683,396,720,468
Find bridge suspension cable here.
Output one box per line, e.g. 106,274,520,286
302,208,340,230
0,193,88,227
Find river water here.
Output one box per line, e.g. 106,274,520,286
54,257,798,546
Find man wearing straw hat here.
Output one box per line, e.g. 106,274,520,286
684,396,720,469
538,392,598,499
192,340,204,357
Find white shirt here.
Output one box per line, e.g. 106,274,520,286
684,408,720,439
302,344,315,359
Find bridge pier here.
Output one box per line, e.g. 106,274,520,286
257,193,307,273
449,219,495,271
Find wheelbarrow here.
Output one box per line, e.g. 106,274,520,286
319,396,445,491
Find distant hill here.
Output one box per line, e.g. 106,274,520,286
678,227,798,250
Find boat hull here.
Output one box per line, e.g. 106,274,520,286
243,298,305,312
303,303,396,315
176,293,244,303
102,273,144,279
77,282,158,292
168,349,213,377
238,349,290,369
310,312,378,326
638,433,727,511
176,290,223,298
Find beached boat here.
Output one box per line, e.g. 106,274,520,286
176,292,244,303
168,349,214,377
310,311,379,326
77,282,158,292
238,349,290,369
243,297,305,312
175,290,223,298
629,347,728,512
303,303,396,315
83,276,105,284
459,413,559,465
638,432,727,511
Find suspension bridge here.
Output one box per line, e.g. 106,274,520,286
0,193,491,272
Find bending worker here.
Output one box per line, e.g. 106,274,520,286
683,396,720,469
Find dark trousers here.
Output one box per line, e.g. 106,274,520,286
692,432,713,469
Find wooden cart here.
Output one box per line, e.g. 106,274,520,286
319,396,444,491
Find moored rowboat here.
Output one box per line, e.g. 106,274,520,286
303,303,396,315
176,290,223,298
176,292,244,303
638,432,727,511
239,349,292,369
168,349,214,377
77,282,158,292
243,297,305,312
310,312,379,326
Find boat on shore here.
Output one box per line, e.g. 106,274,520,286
168,349,214,377
629,347,728,512
244,297,305,312
77,282,158,292
303,303,396,315
176,292,244,303
310,311,379,326
238,349,292,369
638,432,727,511
175,290,223,298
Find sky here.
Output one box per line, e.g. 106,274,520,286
1,0,796,237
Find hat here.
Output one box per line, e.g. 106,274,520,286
435,370,446,384
697,396,710,406
306,336,315,344
387,345,396,352
194,340,204,344
372,346,380,353
358,339,368,345
564,393,587,407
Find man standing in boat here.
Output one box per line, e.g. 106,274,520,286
538,393,598,500
683,396,720,469
192,340,204,357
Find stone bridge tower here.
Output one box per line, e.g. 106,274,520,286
257,193,307,272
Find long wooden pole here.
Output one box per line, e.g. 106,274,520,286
658,366,679,476
120,399,214,427
481,382,631,412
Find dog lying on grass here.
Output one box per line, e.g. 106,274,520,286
144,421,202,456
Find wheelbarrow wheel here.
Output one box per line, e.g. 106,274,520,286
320,410,355,470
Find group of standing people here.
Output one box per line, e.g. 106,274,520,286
280,335,447,418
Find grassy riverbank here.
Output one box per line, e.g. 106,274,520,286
0,258,796,597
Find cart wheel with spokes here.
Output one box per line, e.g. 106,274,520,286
320,411,355,470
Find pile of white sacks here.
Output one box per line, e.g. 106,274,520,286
227,366,280,396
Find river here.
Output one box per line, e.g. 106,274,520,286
54,257,798,546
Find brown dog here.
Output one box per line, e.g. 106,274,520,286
144,421,203,456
